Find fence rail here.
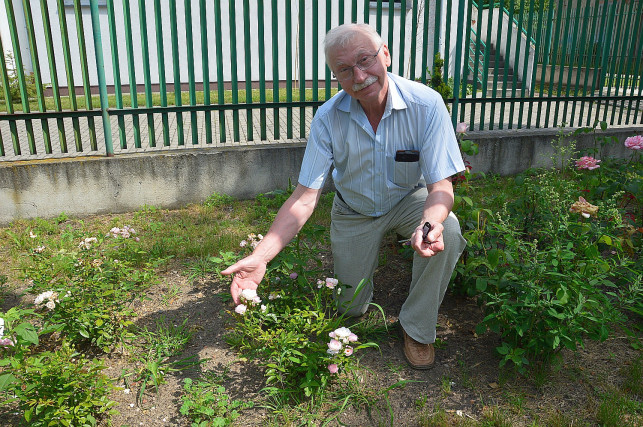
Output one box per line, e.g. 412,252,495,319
0,0,642,161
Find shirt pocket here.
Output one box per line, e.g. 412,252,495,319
387,155,422,188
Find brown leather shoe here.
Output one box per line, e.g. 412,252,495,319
402,329,435,369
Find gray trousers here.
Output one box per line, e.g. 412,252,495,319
330,187,467,344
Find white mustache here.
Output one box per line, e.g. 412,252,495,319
352,76,378,92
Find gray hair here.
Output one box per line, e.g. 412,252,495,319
324,23,383,65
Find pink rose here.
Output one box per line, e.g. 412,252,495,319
327,339,342,353
234,304,247,315
289,272,298,280
344,346,354,356
456,122,468,134
328,364,339,374
624,135,643,150
576,156,601,170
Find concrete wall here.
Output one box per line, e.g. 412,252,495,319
1,126,641,225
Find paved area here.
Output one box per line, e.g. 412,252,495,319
1,97,641,162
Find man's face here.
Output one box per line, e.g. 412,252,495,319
328,32,391,108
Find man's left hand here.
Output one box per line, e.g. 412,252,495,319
411,222,445,257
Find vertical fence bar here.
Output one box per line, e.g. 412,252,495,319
517,0,536,128
479,5,493,130
106,0,126,148
364,0,369,24
459,0,472,123
122,0,141,148
325,0,332,100
469,1,484,130
199,0,212,143
138,0,156,147
569,2,592,127
544,0,565,128
443,0,451,82
562,5,582,124
610,0,636,125
227,0,239,141
601,1,625,124
242,0,253,142
258,0,267,140
586,2,611,126
153,0,170,146
89,0,112,156
526,0,545,129
73,0,97,150
338,0,344,25
0,34,20,155
198,0,211,143
450,0,465,127
387,0,394,73
488,1,504,130
509,1,525,129
40,0,67,152
376,0,383,35
4,0,35,154
299,0,306,138
419,0,430,84
535,2,555,128
596,2,617,123
499,0,515,130
618,1,641,125
285,0,293,139
312,0,319,116
170,0,185,145
577,0,600,127
432,0,441,65
553,0,574,124
56,0,82,151
398,0,406,77
409,0,419,81
626,2,643,124
351,0,357,23
185,0,199,145
214,0,226,142
271,0,280,138
22,0,52,154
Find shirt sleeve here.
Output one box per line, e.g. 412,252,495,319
298,115,334,190
419,98,465,184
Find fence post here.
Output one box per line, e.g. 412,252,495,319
89,0,113,156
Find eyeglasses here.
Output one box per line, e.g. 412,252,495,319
332,45,383,80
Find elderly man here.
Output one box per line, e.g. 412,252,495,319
222,23,466,369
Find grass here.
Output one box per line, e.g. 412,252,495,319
0,87,340,113
0,168,641,425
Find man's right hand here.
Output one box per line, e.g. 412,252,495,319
221,255,267,305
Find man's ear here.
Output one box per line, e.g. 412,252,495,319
382,44,392,67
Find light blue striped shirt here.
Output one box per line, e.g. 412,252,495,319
299,73,465,217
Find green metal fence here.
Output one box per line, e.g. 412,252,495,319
0,0,641,161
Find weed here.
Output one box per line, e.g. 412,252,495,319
595,387,643,427
622,355,643,397
203,192,235,208
180,372,253,426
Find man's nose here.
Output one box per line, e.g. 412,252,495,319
352,66,368,82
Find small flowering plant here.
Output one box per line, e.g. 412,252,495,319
239,233,263,251
220,228,382,401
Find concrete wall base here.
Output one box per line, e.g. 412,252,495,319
1,126,641,225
